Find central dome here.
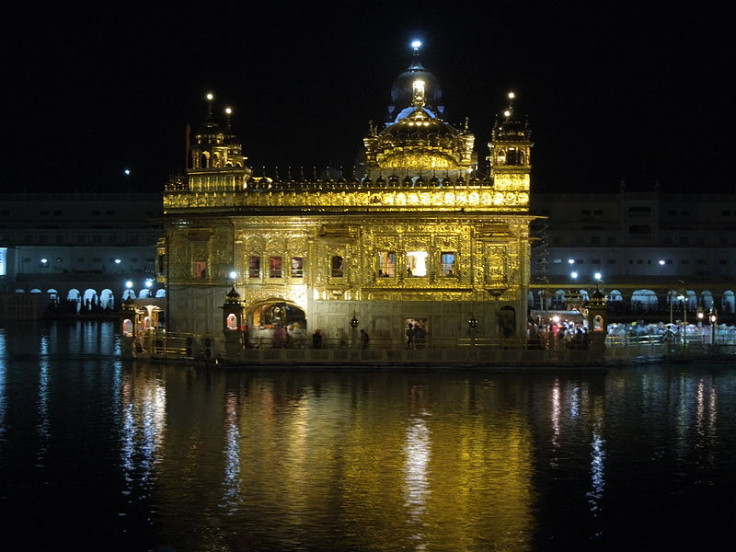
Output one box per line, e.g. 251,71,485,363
386,48,444,123
361,41,475,180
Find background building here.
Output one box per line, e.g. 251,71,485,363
530,186,736,322
0,192,163,318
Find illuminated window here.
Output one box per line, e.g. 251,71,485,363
248,256,260,278
331,256,344,278
269,256,282,278
377,251,396,277
406,251,428,276
291,257,304,278
0,247,6,276
440,252,457,277
194,261,207,278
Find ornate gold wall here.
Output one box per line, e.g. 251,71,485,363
161,180,533,345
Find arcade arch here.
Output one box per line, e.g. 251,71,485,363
67,289,81,312
723,291,735,314
100,289,114,310
82,288,98,311
631,289,658,311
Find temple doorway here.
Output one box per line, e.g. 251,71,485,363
403,317,428,348
246,300,308,348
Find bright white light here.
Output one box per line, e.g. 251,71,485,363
411,40,422,50
225,107,232,115
114,258,122,264
594,272,602,280
658,259,666,265
125,280,133,289
571,271,578,279
40,258,48,264
406,251,428,277
145,279,153,288
229,271,237,280
206,92,214,101
568,259,575,265
503,110,511,117
508,91,516,99
123,168,131,176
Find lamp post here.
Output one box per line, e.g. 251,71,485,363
468,313,478,346
681,294,688,348
710,308,718,346
350,311,359,349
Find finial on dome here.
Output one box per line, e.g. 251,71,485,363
205,92,215,120
224,106,232,130
504,91,516,120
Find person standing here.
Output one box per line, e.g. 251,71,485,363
312,330,323,349
406,323,416,349
360,329,370,349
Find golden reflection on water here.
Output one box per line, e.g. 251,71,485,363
121,370,538,551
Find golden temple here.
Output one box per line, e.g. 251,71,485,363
157,43,535,352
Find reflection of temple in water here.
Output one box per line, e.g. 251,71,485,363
158,43,534,347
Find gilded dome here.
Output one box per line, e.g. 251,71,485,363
386,48,444,123
362,42,475,178
382,108,460,146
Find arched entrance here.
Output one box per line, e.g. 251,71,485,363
631,289,658,312
246,299,308,348
701,290,714,310
67,289,81,313
83,288,99,312
100,289,114,311
608,289,624,314
723,291,735,314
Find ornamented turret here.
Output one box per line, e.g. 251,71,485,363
488,92,532,193
189,92,248,170
184,92,252,192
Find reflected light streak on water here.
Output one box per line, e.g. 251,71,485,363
222,391,241,510
550,379,561,452
120,375,167,489
0,329,5,446
403,416,431,519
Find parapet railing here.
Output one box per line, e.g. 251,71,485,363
123,330,736,365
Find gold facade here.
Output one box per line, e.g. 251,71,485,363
159,49,534,347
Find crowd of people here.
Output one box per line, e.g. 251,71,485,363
527,320,590,350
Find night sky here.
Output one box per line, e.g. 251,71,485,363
5,4,728,195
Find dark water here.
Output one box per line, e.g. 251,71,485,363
1,321,735,551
